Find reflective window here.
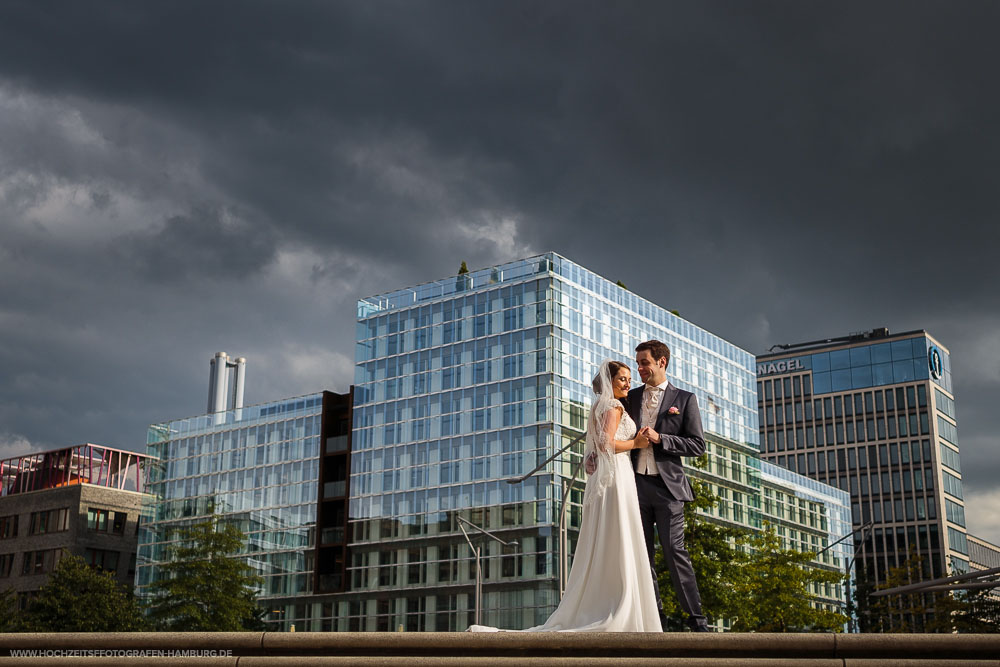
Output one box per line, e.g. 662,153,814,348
830,350,851,371
891,340,913,361
812,353,830,373
831,370,852,392
871,343,892,364
850,347,871,367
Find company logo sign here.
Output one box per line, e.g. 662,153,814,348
928,346,943,379
756,358,806,376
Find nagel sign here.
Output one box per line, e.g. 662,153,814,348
756,358,806,376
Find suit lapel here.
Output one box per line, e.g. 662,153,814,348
627,387,643,466
626,387,643,425
657,383,679,425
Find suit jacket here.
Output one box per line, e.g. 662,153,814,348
627,383,706,502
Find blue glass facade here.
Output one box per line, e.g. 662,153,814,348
761,461,854,619
757,336,954,395
138,395,324,609
757,331,968,629
347,253,843,631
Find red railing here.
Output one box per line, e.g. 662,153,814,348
0,444,150,496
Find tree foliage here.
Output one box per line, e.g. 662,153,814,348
947,587,1000,633
458,261,469,275
656,457,848,631
861,550,1000,633
17,553,147,632
729,524,848,632
0,587,18,632
146,517,263,631
656,468,748,629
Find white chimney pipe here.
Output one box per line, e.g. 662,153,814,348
207,352,246,416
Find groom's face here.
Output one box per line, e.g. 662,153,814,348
635,350,667,386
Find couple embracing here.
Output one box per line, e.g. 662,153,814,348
470,340,709,633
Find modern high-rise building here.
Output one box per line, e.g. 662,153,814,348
756,328,970,626
969,535,1000,574
345,252,850,631
0,444,151,608
760,460,854,603
138,253,852,632
137,390,354,625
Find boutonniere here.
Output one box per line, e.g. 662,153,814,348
668,406,680,415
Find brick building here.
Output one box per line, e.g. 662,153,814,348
0,444,151,607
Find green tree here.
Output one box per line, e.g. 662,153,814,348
18,553,147,632
730,523,847,632
655,459,849,632
863,550,1000,633
0,587,19,632
615,280,628,290
458,261,469,275
656,459,751,629
948,587,1000,633
147,517,263,631
862,549,931,632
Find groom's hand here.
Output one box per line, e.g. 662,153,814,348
585,452,598,475
639,426,661,444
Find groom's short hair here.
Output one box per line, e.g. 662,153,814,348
635,340,670,367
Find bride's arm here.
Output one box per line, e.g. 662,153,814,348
601,406,649,453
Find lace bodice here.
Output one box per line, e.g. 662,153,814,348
614,402,637,444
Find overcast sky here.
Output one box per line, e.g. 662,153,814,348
1,1,998,544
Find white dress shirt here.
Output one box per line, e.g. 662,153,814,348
636,380,668,475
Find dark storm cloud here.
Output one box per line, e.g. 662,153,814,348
116,207,278,282
1,1,999,539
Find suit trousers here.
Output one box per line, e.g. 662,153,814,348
635,472,707,629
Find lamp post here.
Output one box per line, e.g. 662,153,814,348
557,452,587,596
816,519,874,633
457,516,518,627
506,429,587,599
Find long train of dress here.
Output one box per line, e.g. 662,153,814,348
468,406,661,632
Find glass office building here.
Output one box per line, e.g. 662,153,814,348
136,253,852,631
756,329,969,629
760,461,854,613
345,252,850,631
137,393,348,623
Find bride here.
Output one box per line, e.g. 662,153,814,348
468,360,662,632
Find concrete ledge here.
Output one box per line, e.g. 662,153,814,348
259,632,837,657
3,661,238,667
1,632,998,665
240,659,846,667
834,634,1000,659
3,659,999,667
0,633,263,652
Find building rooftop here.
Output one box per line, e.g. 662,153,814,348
759,327,933,358
0,443,151,496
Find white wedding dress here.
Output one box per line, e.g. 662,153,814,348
468,402,662,632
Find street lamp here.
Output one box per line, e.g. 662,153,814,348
816,519,874,632
556,448,587,596
506,429,587,598
457,515,519,627
870,565,1000,597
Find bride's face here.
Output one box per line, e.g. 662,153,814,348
612,367,631,399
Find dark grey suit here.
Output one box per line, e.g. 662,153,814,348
627,383,707,630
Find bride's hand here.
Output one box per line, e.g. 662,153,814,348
633,432,649,449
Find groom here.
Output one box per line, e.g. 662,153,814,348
629,339,709,632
